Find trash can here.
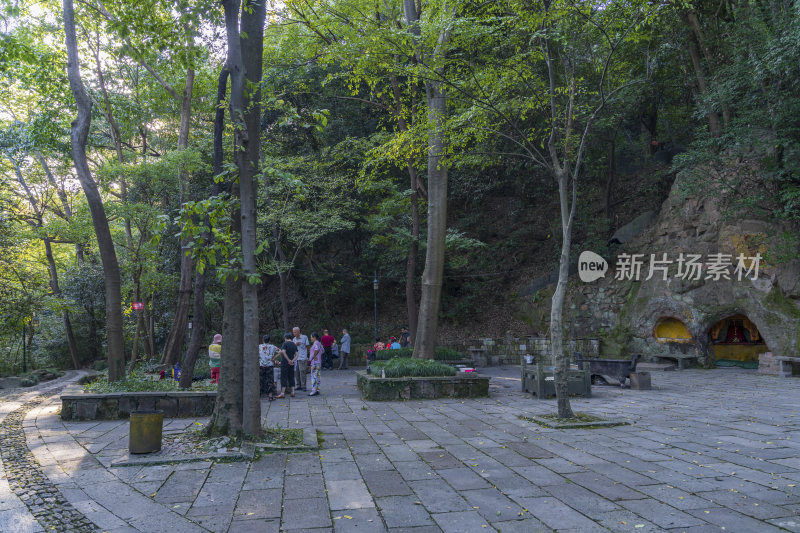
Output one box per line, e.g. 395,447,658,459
129,410,164,454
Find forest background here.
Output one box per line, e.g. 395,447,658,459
1,0,798,381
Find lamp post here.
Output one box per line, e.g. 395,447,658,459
21,323,26,374
22,316,38,374
373,271,379,340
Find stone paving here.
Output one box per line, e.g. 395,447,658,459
6,366,800,532
0,371,91,533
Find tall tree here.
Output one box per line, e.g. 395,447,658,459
208,0,266,436
63,0,125,380
179,67,229,388
92,0,199,366
404,0,453,360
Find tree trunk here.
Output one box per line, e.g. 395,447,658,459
680,12,721,137
550,170,575,419
208,271,244,435
403,0,449,360
274,226,291,333
143,297,155,359
406,164,420,345
208,0,265,436
13,157,81,370
94,43,134,246
237,0,266,436
179,270,206,388
161,67,196,365
87,303,99,362
180,66,229,388
389,72,420,344
603,137,615,221
129,311,143,373
44,239,80,369
37,151,90,365
413,82,448,360
685,10,730,127
64,0,126,381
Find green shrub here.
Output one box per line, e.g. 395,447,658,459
84,369,217,393
191,354,212,379
373,347,465,361
369,358,456,378
433,347,464,360
374,348,412,360
20,373,40,387
92,360,108,371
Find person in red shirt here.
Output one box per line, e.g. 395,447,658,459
320,329,335,370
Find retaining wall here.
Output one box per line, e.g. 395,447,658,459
356,371,490,401
60,391,217,420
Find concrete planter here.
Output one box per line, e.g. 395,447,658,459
356,371,490,401
60,391,217,420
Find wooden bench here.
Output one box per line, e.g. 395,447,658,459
521,359,591,399
656,353,698,370
775,356,800,377
574,353,641,387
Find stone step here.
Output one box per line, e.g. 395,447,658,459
637,362,675,372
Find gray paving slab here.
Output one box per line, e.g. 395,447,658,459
0,508,45,533
234,488,282,519
686,507,788,532
285,472,327,500
694,489,794,519
16,366,800,533
327,479,375,510
376,496,435,528
514,496,607,531
435,467,492,490
491,517,553,532
619,498,707,529
430,510,492,533
331,508,385,532
362,470,413,497
283,497,333,529
227,518,281,533
459,487,523,521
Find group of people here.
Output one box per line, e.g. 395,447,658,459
206,327,352,400
369,326,412,356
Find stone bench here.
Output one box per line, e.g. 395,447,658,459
657,353,698,370
774,356,800,378
521,361,591,399
574,353,641,387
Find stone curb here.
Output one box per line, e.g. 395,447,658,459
522,414,630,429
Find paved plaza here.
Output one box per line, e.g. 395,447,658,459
2,367,800,532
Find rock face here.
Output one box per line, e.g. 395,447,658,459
563,170,800,364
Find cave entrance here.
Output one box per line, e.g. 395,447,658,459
708,314,768,368
654,317,692,344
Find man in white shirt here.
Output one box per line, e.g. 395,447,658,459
292,327,310,391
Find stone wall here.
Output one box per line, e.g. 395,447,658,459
757,352,780,375
61,391,217,420
351,337,599,367
557,169,800,363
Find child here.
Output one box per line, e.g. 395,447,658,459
209,334,222,384
259,335,278,400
